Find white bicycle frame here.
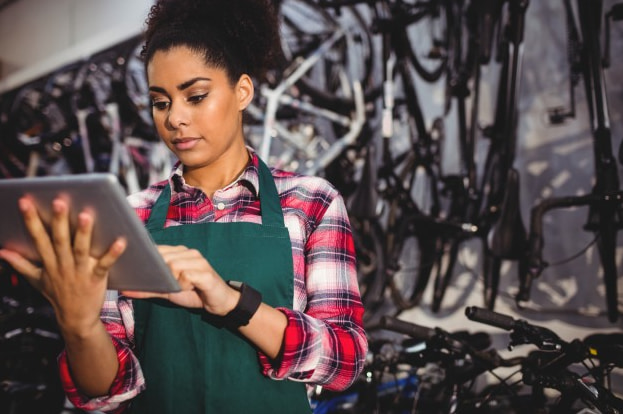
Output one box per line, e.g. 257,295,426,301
252,26,366,176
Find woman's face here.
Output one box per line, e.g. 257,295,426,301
147,46,253,173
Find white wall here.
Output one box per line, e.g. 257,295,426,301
0,0,153,92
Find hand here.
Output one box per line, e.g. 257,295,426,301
122,245,239,316
0,197,126,336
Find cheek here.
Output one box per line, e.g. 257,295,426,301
152,113,168,133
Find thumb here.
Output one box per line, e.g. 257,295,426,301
0,249,43,289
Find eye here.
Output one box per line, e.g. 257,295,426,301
187,93,208,104
151,100,170,111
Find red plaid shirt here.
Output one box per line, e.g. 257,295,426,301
58,152,368,412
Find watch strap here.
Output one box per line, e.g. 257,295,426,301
224,281,262,329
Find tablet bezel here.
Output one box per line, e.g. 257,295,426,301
0,173,180,293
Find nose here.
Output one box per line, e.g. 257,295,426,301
165,101,189,130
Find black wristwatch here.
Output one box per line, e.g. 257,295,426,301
224,281,262,329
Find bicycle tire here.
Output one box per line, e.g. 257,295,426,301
0,308,65,414
387,214,436,311
381,71,444,312
431,236,461,312
279,0,378,112
121,37,160,142
350,216,387,323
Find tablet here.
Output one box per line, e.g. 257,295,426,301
0,173,181,293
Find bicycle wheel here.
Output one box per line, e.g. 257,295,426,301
431,236,461,312
0,308,65,414
387,214,437,311
278,0,378,111
122,36,159,142
350,216,387,322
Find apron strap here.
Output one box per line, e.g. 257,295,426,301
256,157,285,228
146,157,284,231
145,183,171,232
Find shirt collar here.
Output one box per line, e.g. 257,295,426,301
167,148,261,198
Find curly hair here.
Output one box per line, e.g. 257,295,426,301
142,0,284,84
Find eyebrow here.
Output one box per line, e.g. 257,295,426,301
149,77,212,94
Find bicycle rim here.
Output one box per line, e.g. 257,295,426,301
351,217,387,320
279,0,377,111
388,218,435,311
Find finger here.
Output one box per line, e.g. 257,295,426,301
92,237,127,280
19,197,57,268
0,249,43,289
160,248,205,263
176,269,200,291
166,256,215,284
158,247,207,270
121,290,168,299
73,210,96,269
50,198,75,272
157,245,189,254
176,268,224,294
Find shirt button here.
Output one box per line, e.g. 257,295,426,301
216,202,225,210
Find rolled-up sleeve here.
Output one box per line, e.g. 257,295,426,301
58,293,145,413
258,194,368,391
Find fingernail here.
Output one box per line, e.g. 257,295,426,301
18,198,29,211
115,237,127,252
53,199,63,213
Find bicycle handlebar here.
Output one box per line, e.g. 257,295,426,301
378,315,524,370
517,192,623,304
379,315,436,341
465,306,567,352
465,305,515,330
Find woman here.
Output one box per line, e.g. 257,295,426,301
0,0,367,413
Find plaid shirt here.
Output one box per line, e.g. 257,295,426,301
58,152,368,413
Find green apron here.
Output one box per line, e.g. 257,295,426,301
130,159,311,413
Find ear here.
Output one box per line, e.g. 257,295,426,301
236,74,254,111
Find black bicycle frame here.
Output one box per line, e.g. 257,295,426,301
474,0,529,310
517,0,623,322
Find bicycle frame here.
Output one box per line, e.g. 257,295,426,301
253,25,366,175
432,0,530,312
517,0,623,323
372,0,450,312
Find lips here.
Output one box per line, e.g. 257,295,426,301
171,137,201,150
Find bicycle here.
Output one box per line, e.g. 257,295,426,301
517,0,623,323
247,0,372,175
354,0,530,318
466,306,623,413
347,0,455,318
0,268,66,414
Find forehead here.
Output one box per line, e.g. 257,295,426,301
146,46,227,87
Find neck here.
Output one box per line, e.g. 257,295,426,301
183,147,251,198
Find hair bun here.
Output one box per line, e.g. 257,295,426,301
143,0,283,82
